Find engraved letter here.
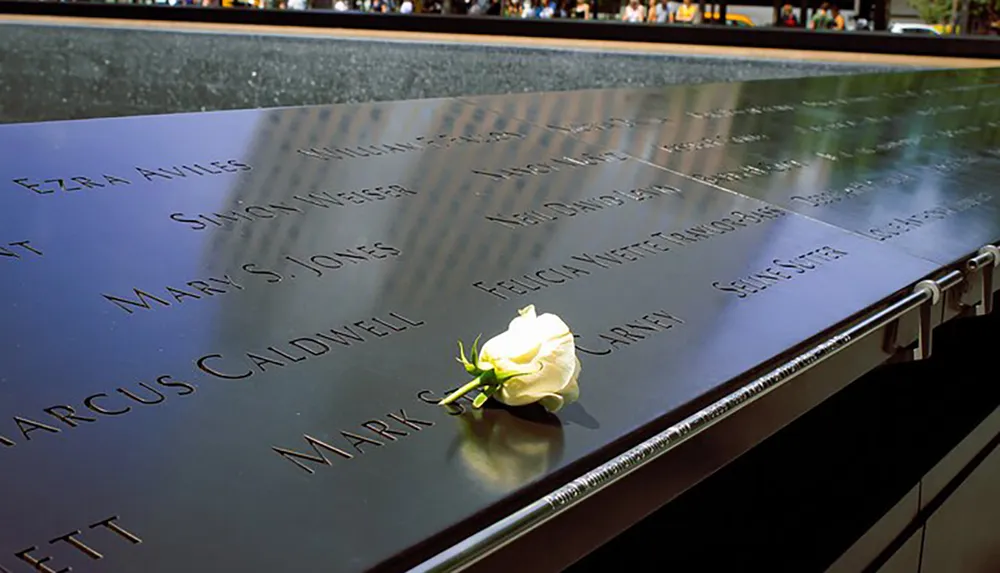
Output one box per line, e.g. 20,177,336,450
13,178,47,195
14,417,60,441
318,326,365,347
387,410,434,431
89,516,142,544
572,334,612,356
9,241,42,256
197,354,253,380
273,435,354,474
388,312,424,327
362,420,409,441
15,548,68,573
289,338,330,356
43,405,97,428
473,281,507,300
165,286,201,304
117,383,166,405
341,431,383,454
247,352,285,372
50,531,102,560
103,289,172,314
84,394,132,416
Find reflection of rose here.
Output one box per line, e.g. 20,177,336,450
456,409,565,492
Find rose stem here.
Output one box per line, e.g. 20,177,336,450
438,374,487,406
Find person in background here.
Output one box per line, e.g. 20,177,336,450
648,0,670,23
400,0,413,11
674,0,697,23
622,0,646,21
808,2,831,28
570,0,591,18
829,5,845,29
776,3,798,26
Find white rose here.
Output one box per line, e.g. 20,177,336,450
439,305,582,412
475,305,581,412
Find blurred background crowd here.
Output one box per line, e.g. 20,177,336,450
39,0,1000,34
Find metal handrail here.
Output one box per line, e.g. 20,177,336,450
413,266,975,572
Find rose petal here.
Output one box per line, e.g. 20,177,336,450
481,306,581,411
479,329,541,366
537,393,565,412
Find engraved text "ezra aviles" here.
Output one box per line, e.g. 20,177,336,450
11,159,251,195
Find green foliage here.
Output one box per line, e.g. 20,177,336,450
907,0,1000,30
907,0,952,24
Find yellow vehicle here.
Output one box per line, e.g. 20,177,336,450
704,12,755,27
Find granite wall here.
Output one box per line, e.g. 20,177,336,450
0,21,913,123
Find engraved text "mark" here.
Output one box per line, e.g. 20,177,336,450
274,410,433,474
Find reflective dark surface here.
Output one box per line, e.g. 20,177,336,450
463,68,1000,266
6,70,999,573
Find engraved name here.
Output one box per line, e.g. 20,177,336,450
692,160,807,185
915,103,971,116
0,375,195,450
297,131,524,161
801,95,879,108
196,311,424,381
790,172,915,208
712,246,849,299
862,192,994,241
573,310,686,356
472,150,630,181
547,116,670,134
0,240,43,262
815,137,924,162
660,132,769,153
134,159,251,181
9,516,141,573
933,155,982,173
169,185,416,231
816,123,986,163
273,409,434,474
245,242,401,282
11,159,251,194
685,104,795,120
794,116,892,134
474,206,786,300
12,174,131,195
485,184,680,229
104,275,244,315
103,242,400,315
